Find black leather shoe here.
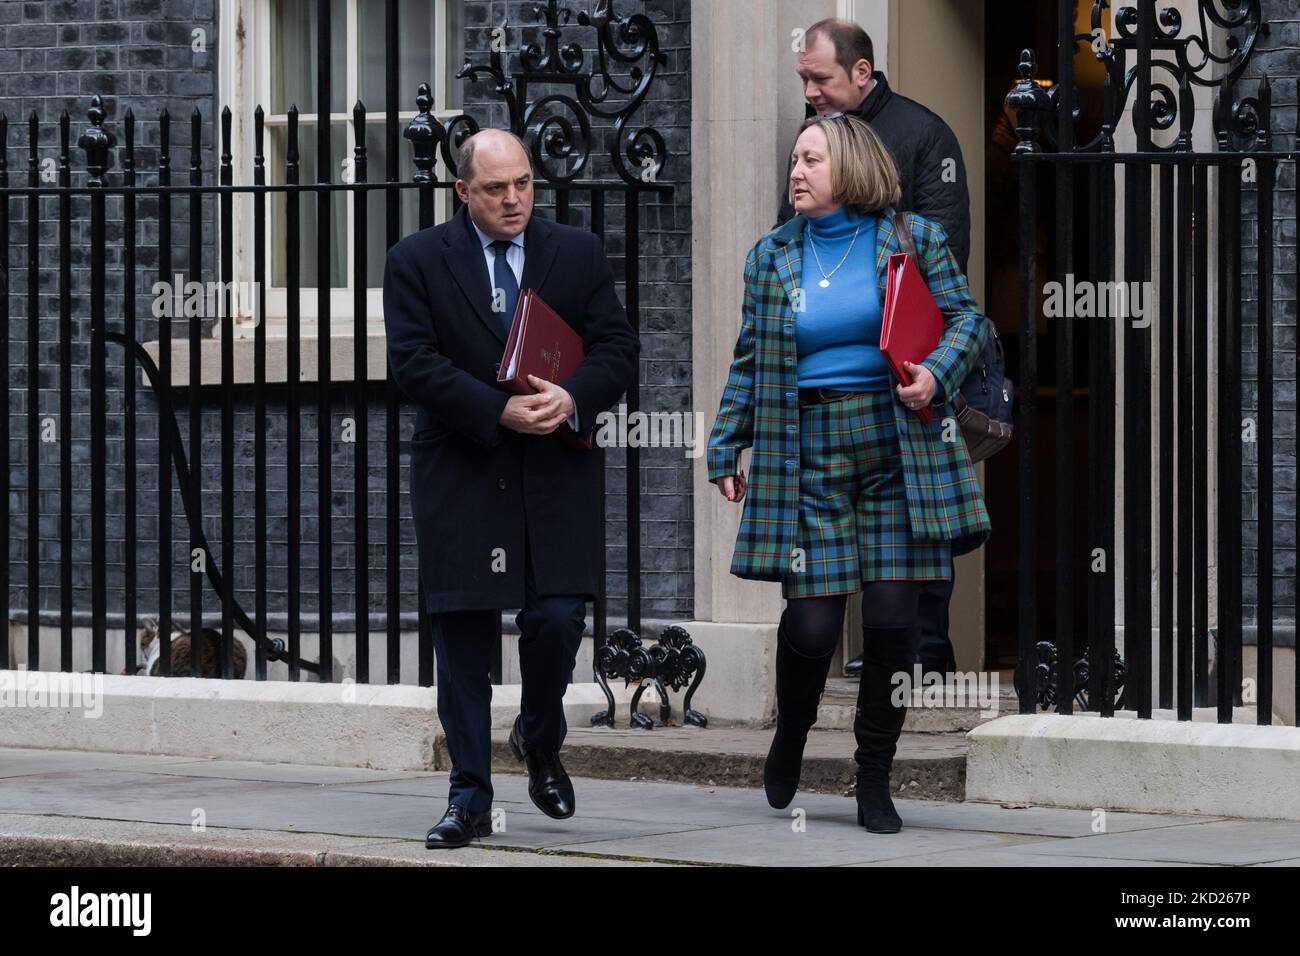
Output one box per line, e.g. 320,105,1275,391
844,655,862,677
425,804,492,849
508,715,575,819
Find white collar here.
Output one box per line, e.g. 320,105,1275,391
470,216,526,252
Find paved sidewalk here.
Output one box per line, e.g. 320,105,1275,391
1,746,1298,866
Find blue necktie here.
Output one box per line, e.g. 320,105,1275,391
490,239,519,335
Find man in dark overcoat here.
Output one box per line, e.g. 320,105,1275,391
385,128,638,848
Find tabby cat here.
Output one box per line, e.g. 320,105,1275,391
127,618,248,678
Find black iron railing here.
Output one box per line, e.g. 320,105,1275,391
0,0,670,685
1008,0,1296,725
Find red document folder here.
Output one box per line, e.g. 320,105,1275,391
497,288,592,450
880,252,943,425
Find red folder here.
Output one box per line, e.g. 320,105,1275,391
880,252,943,425
497,289,592,450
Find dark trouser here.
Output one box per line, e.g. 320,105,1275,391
431,529,586,813
914,555,957,674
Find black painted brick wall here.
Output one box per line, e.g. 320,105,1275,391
1,0,693,642
1240,0,1298,641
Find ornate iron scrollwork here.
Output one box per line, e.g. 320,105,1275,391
451,0,668,185
1107,0,1264,88
1214,69,1272,151
1014,641,1128,713
1017,0,1272,153
592,625,707,729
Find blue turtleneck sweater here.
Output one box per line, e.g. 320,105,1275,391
796,207,890,392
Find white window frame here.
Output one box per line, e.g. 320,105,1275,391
218,0,463,342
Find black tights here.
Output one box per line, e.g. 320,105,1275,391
780,582,921,659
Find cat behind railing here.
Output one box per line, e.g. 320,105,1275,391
124,618,248,678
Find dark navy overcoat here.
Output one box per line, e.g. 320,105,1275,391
384,205,639,613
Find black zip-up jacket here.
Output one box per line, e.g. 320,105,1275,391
777,71,971,274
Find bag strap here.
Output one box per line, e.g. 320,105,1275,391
892,210,919,262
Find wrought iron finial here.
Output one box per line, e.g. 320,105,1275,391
220,105,232,170
122,108,135,180
1007,49,1051,154
404,82,443,183
78,94,117,184
285,104,299,168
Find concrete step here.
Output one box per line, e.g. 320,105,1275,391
460,724,970,803
817,674,1020,732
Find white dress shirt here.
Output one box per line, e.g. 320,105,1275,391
470,216,580,432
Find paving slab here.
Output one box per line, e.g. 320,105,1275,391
113,758,441,786
891,799,1223,838
0,748,215,778
0,745,1290,867
333,775,788,828
1007,819,1300,866
0,813,658,867
549,823,1051,867
850,848,1204,867
0,760,718,851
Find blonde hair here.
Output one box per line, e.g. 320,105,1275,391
789,113,901,215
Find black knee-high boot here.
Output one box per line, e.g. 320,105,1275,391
763,622,835,809
852,624,915,833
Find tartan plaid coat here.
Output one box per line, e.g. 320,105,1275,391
706,208,992,582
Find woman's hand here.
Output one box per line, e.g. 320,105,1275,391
896,361,937,412
717,469,747,503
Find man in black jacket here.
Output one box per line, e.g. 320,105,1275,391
778,18,971,677
777,19,970,275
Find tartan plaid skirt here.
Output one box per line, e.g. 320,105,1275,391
783,389,952,599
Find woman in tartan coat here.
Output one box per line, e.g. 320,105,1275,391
706,114,991,833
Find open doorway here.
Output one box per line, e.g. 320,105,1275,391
982,0,1108,668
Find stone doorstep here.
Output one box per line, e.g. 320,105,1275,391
449,725,970,804
968,713,1300,820
0,670,639,772
818,677,1020,733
